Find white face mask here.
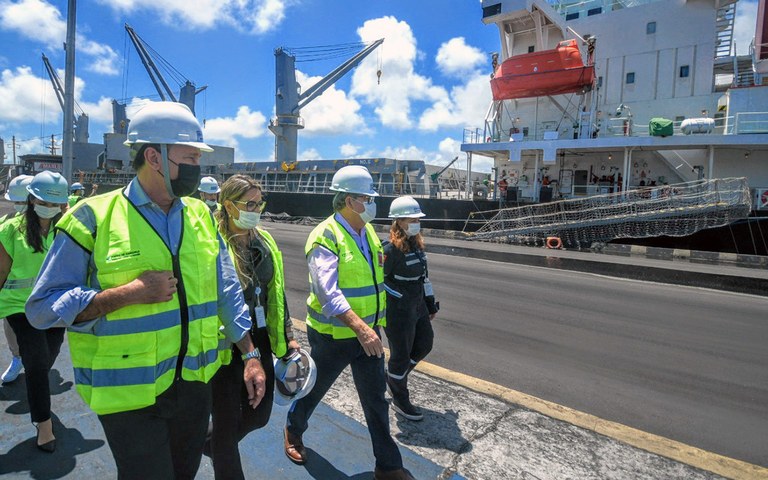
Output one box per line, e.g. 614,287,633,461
353,198,376,224
34,204,61,219
204,199,217,207
405,222,421,237
13,204,26,214
232,210,260,230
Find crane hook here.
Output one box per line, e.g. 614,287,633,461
376,69,382,85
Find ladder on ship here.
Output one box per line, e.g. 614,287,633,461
715,1,736,58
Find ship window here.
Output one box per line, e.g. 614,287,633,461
566,12,579,20
646,22,656,34
626,72,635,84
587,7,602,16
522,127,530,137
679,65,690,78
597,76,603,88
482,3,502,18
675,116,686,123
528,45,535,53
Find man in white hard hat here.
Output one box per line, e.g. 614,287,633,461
198,176,221,212
284,165,415,480
26,101,265,479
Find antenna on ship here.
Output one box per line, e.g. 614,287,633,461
269,39,384,163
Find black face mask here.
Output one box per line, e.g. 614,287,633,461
170,162,201,197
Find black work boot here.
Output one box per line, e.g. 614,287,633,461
387,376,423,421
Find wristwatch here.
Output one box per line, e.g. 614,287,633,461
241,348,261,361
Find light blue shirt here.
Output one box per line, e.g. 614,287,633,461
307,213,374,318
25,178,251,342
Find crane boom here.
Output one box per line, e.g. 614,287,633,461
125,24,178,103
42,54,65,111
270,39,384,163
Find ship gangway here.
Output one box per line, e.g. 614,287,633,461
466,178,751,247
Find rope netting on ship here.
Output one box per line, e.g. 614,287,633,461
465,177,752,248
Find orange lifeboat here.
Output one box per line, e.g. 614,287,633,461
490,39,595,100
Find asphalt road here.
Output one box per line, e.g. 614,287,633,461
265,220,768,469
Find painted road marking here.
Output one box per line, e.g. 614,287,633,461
291,318,768,480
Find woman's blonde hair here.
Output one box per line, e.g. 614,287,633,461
214,174,263,287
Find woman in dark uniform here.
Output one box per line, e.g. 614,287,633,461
382,196,439,421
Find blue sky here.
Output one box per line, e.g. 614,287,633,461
0,0,760,172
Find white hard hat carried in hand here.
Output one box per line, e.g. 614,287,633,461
198,176,221,194
329,165,379,197
124,101,213,152
388,196,426,218
273,348,317,406
27,171,69,205
5,175,33,201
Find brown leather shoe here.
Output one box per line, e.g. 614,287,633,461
284,427,307,465
373,467,416,480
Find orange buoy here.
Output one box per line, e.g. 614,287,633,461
546,236,562,249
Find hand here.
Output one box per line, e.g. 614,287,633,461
243,357,266,408
287,339,301,352
356,325,384,357
132,270,177,304
429,313,436,321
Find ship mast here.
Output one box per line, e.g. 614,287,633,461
62,0,76,184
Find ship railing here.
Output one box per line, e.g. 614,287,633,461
732,112,768,134
548,0,663,20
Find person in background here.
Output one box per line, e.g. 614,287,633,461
382,196,439,422
199,176,221,213
67,182,98,207
284,165,415,480
0,174,33,384
0,171,69,452
207,174,301,480
25,101,265,479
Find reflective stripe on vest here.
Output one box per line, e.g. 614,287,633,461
58,189,222,415
0,215,52,318
305,217,386,339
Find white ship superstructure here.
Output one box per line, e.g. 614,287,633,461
465,0,768,211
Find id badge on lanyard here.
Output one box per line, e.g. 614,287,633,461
254,285,266,328
424,279,434,297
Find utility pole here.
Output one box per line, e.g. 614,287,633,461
12,136,17,165
49,135,58,155
62,0,76,184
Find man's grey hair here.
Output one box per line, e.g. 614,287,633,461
333,192,352,212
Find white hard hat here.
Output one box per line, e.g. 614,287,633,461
273,348,317,406
198,176,220,194
388,196,425,218
329,165,379,197
124,101,213,152
5,174,33,201
26,171,69,204
70,182,84,192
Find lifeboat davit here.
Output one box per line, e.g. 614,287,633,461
490,39,595,100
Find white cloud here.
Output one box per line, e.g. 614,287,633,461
202,106,267,148
340,143,359,157
351,16,445,129
0,0,119,75
97,0,290,35
418,73,491,131
0,66,61,124
734,0,758,55
297,71,368,136
299,148,322,160
436,37,487,77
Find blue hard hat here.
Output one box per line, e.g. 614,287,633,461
27,171,69,204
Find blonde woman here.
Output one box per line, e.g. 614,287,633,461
209,174,300,480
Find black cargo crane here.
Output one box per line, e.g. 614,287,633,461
124,24,207,114
41,53,89,143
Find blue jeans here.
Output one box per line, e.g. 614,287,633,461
286,327,403,471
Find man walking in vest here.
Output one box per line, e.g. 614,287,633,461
284,165,415,480
26,101,266,480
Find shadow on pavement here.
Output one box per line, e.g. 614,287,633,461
0,414,105,479
302,447,374,480
394,407,470,454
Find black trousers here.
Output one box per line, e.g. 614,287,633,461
97,380,211,480
209,327,274,480
384,308,434,379
7,312,65,423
